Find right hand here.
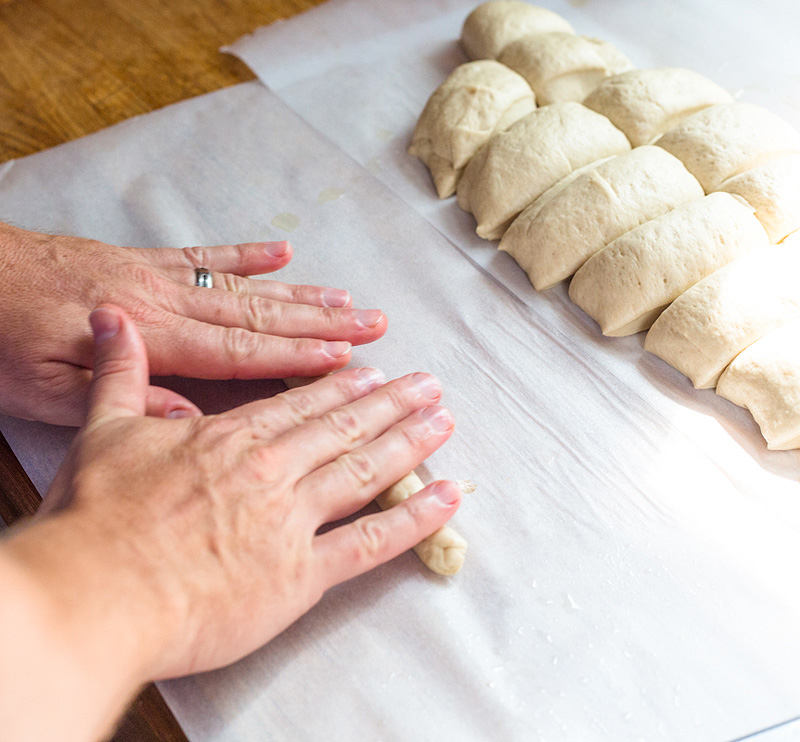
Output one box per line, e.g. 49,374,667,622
17,304,460,689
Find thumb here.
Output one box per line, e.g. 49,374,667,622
86,304,148,426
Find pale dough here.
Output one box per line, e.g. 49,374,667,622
656,102,800,192
460,0,574,60
457,101,631,240
568,192,769,336
498,32,634,105
499,146,704,290
645,247,800,389
715,153,800,243
717,318,800,451
583,67,733,147
408,60,536,199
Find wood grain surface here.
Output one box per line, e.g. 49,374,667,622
0,0,326,739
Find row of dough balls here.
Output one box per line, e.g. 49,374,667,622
409,0,800,451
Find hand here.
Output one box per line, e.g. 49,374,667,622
12,305,458,700
0,221,388,425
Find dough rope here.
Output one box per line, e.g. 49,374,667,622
410,2,800,451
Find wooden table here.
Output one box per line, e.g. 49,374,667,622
0,1,325,739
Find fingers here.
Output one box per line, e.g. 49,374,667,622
143,241,293,276
298,404,455,523
226,368,386,437
274,373,445,477
146,315,358,379
85,305,149,427
163,269,354,309
145,386,202,419
168,287,387,345
313,481,461,586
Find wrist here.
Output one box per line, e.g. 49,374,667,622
0,512,174,740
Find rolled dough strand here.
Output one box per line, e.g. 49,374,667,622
284,376,468,576
377,471,468,576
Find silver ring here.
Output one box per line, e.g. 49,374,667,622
194,267,213,288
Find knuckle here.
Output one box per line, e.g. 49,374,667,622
339,449,377,487
182,245,211,268
324,408,363,443
279,388,316,425
241,295,278,332
221,327,261,367
220,273,249,296
353,518,385,562
383,385,409,414
290,283,313,303
320,306,341,328
402,496,429,530
401,422,428,448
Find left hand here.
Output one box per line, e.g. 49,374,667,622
0,221,388,425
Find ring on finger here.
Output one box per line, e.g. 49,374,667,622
194,267,213,288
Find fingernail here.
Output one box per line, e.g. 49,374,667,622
322,288,351,308
167,407,197,419
420,405,454,432
427,480,460,507
323,341,351,359
355,309,384,328
355,367,386,391
264,241,290,257
89,307,120,343
411,373,441,400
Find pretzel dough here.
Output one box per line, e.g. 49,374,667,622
656,102,800,192
645,247,800,389
500,146,704,290
457,101,630,240
569,192,769,336
583,67,733,147
715,153,800,243
498,32,634,105
461,0,574,60
717,319,800,450
408,60,535,199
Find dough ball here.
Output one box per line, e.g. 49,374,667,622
717,318,800,450
457,101,630,240
583,67,733,147
461,1,574,60
715,153,800,243
409,60,536,198
569,192,769,336
656,103,800,192
498,32,634,105
645,247,800,389
500,146,704,290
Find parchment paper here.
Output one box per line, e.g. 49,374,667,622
1,1,799,740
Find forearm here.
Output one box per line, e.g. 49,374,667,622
0,516,163,742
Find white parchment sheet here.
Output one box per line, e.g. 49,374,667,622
0,1,799,740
